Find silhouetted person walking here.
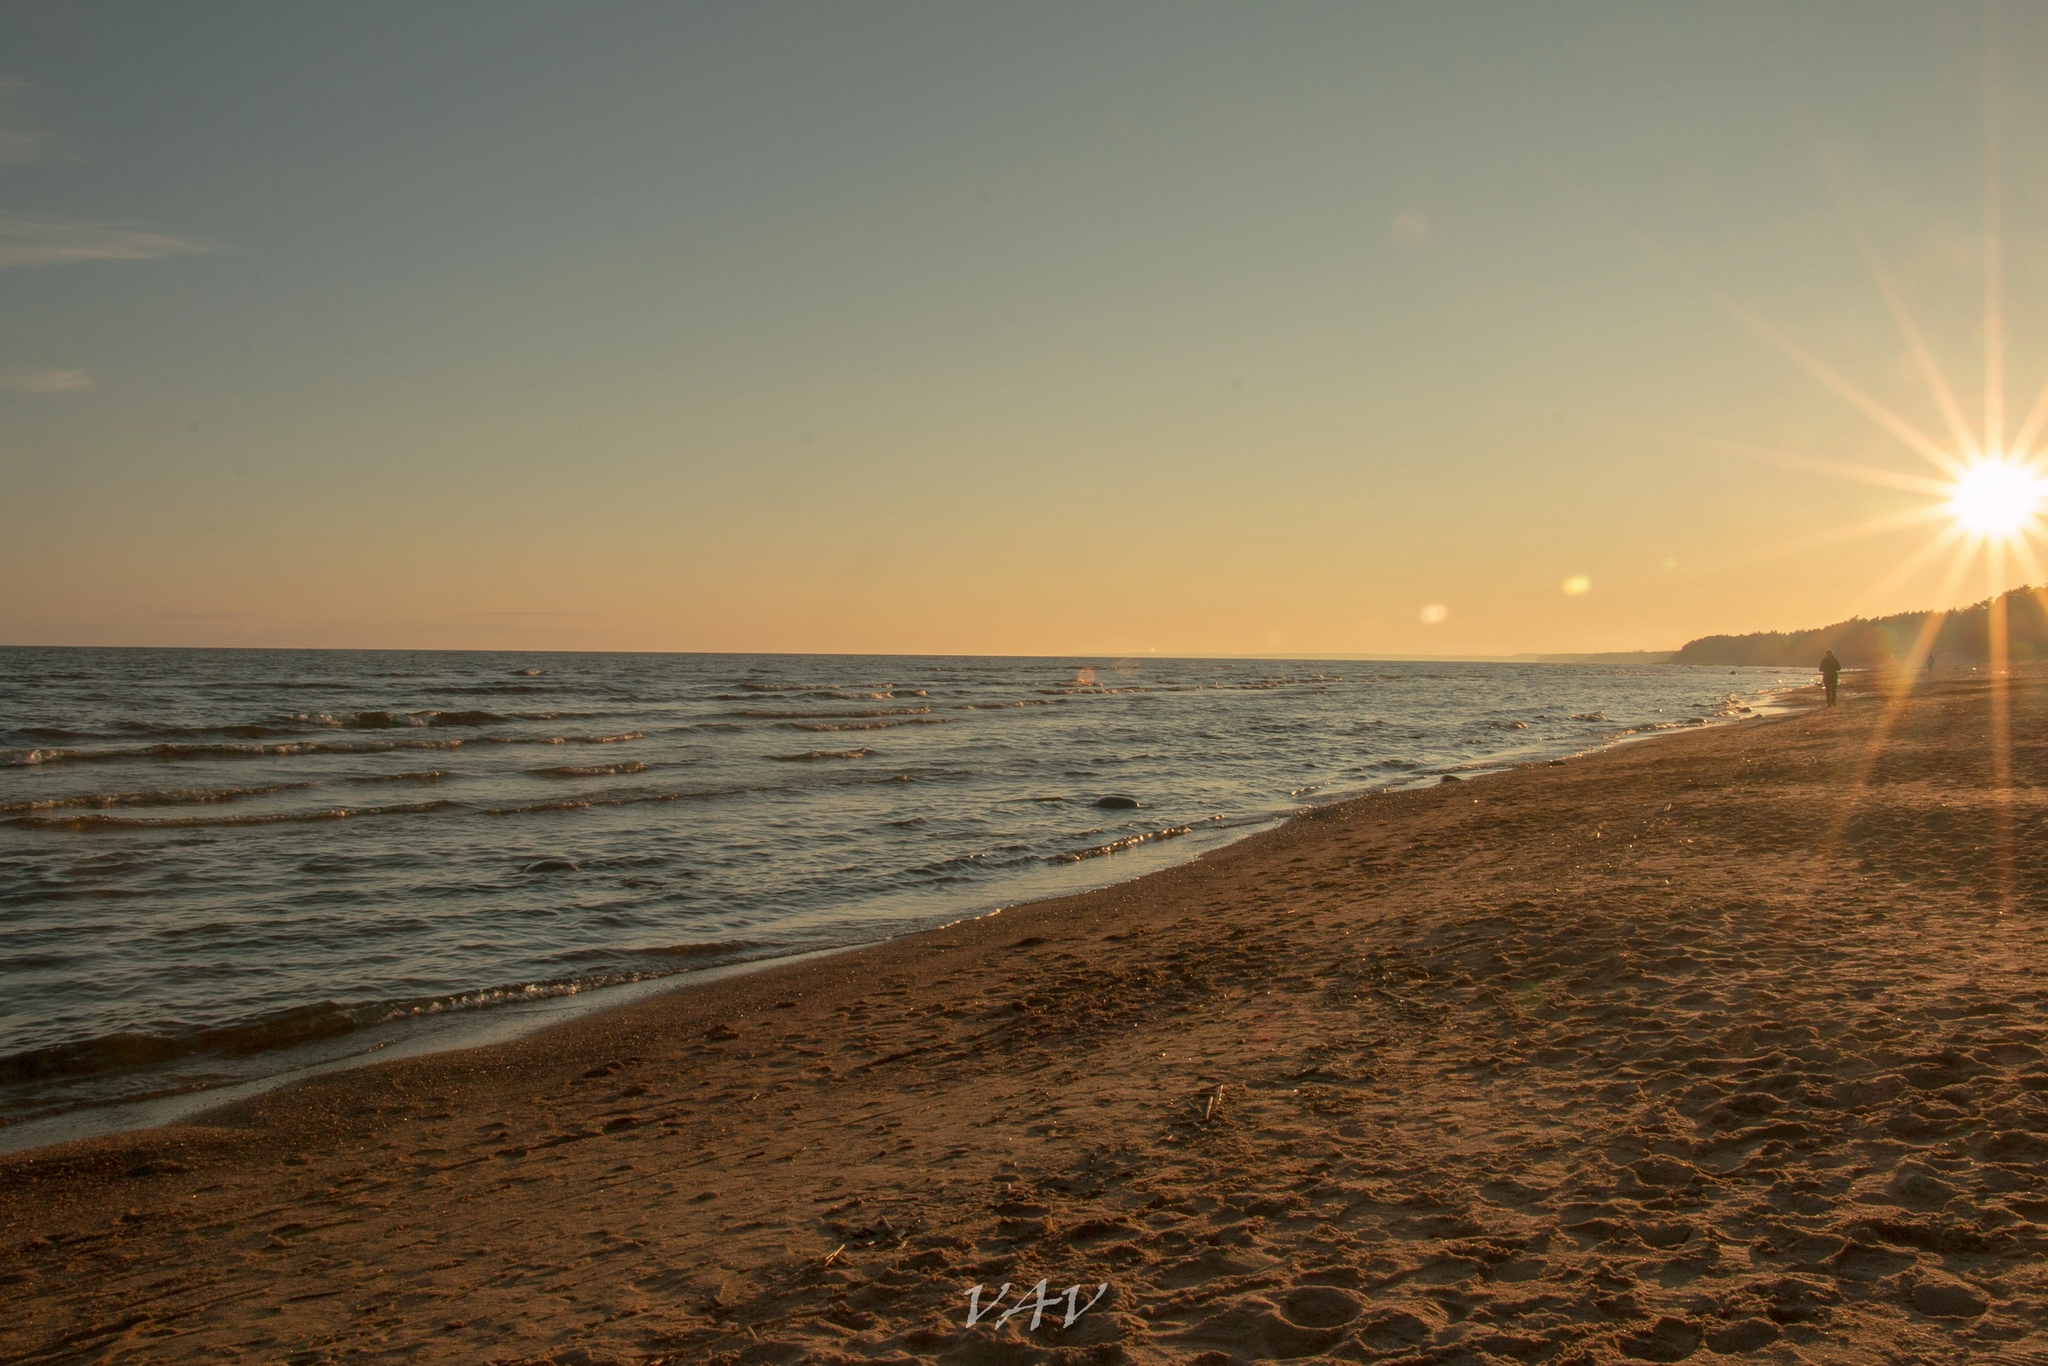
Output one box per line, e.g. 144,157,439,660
1820,648,1841,706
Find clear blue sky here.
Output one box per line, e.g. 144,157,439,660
4,1,2044,654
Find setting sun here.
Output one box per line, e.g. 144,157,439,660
1949,458,2045,537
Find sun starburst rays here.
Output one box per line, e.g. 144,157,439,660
1850,522,1971,617
1701,286,1972,481
1846,223,1984,465
1984,11,2007,464
1672,30,2048,614
1749,21,2028,914
1671,183,2047,638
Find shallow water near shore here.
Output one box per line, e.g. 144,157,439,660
0,647,1798,1139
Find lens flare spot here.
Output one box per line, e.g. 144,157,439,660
1419,603,1448,625
1562,575,1592,596
1948,459,2042,536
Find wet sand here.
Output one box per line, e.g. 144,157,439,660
5,671,2048,1365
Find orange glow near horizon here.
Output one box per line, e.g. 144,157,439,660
12,9,2048,658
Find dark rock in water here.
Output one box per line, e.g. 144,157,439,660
1439,774,1462,783
1095,795,1141,809
523,858,579,874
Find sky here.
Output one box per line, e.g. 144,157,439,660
5,1,2048,657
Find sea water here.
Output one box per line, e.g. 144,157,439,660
0,648,1800,1142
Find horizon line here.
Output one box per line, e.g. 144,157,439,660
0,642,1702,664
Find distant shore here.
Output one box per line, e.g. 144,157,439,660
1674,585,2048,669
5,670,2045,1363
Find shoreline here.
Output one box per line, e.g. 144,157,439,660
0,812,1279,1158
0,687,1796,1157
19,673,2034,1364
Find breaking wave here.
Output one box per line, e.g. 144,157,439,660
0,950,759,1087
1048,824,1195,863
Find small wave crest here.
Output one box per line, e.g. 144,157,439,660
0,955,753,1087
291,708,512,730
481,787,751,816
3,738,469,767
1613,718,1711,735
530,761,649,778
5,730,642,768
3,748,84,767
782,718,949,733
0,1001,372,1085
0,782,312,816
12,709,568,745
738,706,930,720
481,731,644,746
1234,674,1343,690
768,748,871,762
734,683,927,699
1035,685,1152,696
14,800,460,831
1048,824,1195,863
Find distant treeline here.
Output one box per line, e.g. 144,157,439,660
1674,587,2048,668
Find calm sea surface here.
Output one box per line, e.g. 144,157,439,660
0,648,1799,1140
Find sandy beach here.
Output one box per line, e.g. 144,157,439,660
5,671,2047,1365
